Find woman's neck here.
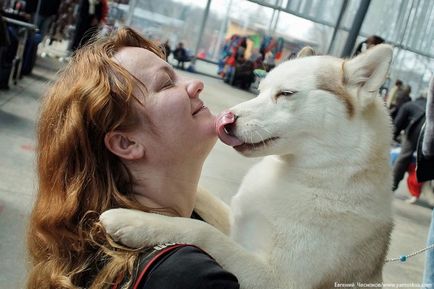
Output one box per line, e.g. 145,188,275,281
129,161,203,217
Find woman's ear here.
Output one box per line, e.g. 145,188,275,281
104,131,145,160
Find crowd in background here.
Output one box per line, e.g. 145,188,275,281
0,1,432,201
0,0,110,89
3,1,429,198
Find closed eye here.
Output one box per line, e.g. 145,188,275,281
276,90,296,98
161,79,174,90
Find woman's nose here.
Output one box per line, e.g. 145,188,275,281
186,79,204,99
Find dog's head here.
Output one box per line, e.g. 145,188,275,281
216,45,393,158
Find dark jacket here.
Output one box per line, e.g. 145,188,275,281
71,0,104,51
393,97,427,142
417,124,434,182
174,47,189,61
25,0,61,17
391,88,412,120
416,77,434,182
137,245,239,289
115,212,239,289
0,13,10,47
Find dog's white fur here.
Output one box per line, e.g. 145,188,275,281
101,45,394,289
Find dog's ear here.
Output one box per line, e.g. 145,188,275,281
343,44,393,108
297,46,315,58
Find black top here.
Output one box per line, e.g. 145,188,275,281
25,0,61,16
417,124,434,182
393,97,427,141
137,245,239,289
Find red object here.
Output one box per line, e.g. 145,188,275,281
407,163,423,198
275,51,282,60
226,55,236,66
101,0,109,24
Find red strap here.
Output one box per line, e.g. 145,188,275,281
112,244,209,289
132,244,188,289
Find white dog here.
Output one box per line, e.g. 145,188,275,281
101,45,394,289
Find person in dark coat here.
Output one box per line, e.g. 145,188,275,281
419,77,434,286
391,84,412,120
392,95,427,192
0,4,14,90
232,60,255,90
24,0,61,38
173,42,191,70
163,40,171,60
0,3,10,48
70,0,106,51
418,78,434,180
0,0,8,41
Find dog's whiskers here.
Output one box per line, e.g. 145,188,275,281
249,133,255,149
258,125,273,136
254,131,266,147
255,124,274,141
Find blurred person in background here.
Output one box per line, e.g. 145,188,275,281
391,84,412,120
173,42,190,70
418,77,434,286
163,40,171,60
353,35,385,57
391,92,427,201
386,79,404,109
0,0,10,53
24,0,61,39
70,0,108,51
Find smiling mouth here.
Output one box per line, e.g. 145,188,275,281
233,137,279,152
192,105,207,116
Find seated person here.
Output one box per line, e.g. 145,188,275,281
173,42,191,69
232,60,255,90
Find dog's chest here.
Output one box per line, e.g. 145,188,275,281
229,157,309,255
236,157,303,205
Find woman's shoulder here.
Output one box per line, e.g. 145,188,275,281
136,245,239,289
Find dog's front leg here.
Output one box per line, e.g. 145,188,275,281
194,187,232,235
100,209,273,289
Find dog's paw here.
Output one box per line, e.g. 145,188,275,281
100,208,156,248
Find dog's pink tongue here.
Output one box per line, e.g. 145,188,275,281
215,111,244,146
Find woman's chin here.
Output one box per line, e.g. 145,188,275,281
198,134,218,158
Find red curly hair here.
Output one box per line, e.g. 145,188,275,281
27,27,165,289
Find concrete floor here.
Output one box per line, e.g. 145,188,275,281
0,55,433,289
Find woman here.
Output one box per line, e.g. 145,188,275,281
27,27,239,289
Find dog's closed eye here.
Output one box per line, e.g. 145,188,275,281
275,90,296,99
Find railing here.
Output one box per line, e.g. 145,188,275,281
2,16,37,87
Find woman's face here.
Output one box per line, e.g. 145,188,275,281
114,47,217,164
